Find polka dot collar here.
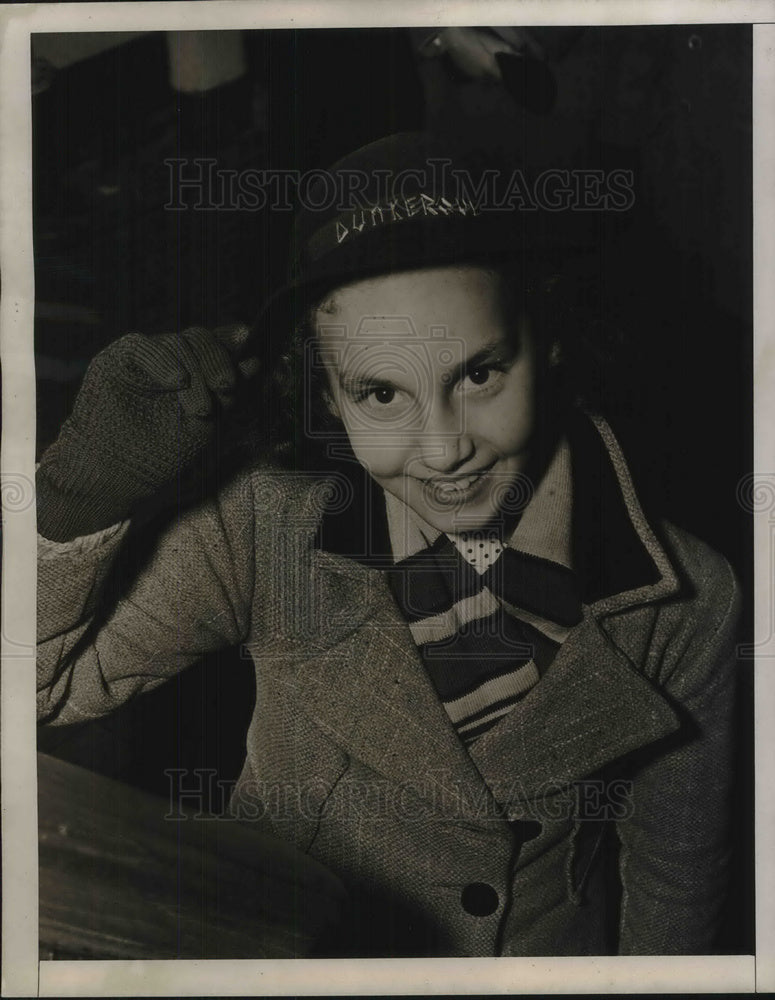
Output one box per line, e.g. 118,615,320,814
448,529,504,575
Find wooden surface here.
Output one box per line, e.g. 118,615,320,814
38,753,347,959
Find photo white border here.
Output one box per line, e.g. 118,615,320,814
1,1,772,996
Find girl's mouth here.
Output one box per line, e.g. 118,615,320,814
421,465,493,506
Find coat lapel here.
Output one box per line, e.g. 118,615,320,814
280,547,505,820
464,608,682,811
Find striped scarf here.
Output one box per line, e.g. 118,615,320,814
385,438,583,745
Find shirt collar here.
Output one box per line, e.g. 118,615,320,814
505,435,573,569
384,490,441,564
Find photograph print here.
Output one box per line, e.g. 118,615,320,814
31,18,754,964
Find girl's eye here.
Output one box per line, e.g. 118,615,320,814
467,367,492,386
459,365,505,392
356,385,417,422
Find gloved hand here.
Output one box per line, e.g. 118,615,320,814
36,326,259,542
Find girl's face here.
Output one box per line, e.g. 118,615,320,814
315,264,540,534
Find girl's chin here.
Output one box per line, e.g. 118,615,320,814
406,494,502,534
422,511,500,534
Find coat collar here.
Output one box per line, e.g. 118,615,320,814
568,411,682,614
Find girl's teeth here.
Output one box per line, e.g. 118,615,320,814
437,474,476,492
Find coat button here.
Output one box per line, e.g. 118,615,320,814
461,882,499,916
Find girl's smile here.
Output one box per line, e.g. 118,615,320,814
419,460,496,505
316,264,540,533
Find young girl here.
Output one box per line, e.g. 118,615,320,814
36,132,740,957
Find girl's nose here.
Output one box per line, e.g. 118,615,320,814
418,399,475,474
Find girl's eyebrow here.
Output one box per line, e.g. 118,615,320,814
337,371,396,394
450,339,515,382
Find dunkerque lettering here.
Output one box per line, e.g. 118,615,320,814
334,194,481,245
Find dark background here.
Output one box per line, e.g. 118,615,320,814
32,25,753,953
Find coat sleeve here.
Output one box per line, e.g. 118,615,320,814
616,541,742,955
37,471,258,726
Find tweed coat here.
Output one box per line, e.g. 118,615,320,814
37,410,741,957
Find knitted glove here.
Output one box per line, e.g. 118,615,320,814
37,326,258,542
